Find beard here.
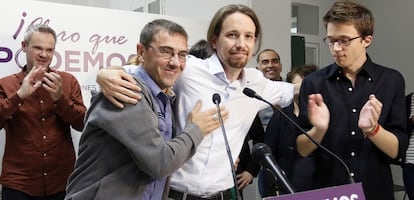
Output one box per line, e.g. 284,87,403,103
228,57,248,69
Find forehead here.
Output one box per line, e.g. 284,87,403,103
27,32,56,49
221,12,256,34
28,31,55,45
259,51,279,60
326,22,359,37
153,30,187,50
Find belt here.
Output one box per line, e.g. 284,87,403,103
168,188,233,200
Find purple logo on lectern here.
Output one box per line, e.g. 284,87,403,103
265,183,365,200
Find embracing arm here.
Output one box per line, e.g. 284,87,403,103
96,67,142,108
91,94,227,178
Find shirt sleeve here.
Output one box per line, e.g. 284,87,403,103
54,72,87,131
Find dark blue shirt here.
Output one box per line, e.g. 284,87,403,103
133,67,174,200
298,55,408,200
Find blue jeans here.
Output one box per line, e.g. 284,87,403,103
403,163,414,200
2,187,65,200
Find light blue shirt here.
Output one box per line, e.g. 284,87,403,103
128,66,174,200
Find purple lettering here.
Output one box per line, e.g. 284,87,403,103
83,52,104,72
89,34,128,54
57,31,80,42
14,48,25,68
106,53,126,67
116,36,127,45
8,49,128,72
51,51,62,70
0,47,13,62
29,17,50,27
65,50,81,72
13,12,27,40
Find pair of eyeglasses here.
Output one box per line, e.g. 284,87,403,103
323,36,362,46
148,45,188,62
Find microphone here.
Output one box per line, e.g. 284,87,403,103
242,87,355,184
212,93,240,199
252,143,295,194
212,93,221,104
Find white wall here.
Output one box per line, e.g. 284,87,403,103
359,0,414,94
250,0,291,78
164,0,250,20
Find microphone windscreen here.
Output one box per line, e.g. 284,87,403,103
243,88,256,98
252,143,272,164
212,93,221,104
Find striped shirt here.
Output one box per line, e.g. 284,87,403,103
406,93,414,164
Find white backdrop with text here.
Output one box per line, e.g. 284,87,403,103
0,0,209,166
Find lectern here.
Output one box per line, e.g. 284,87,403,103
264,183,365,200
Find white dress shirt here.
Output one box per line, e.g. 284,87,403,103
169,54,293,195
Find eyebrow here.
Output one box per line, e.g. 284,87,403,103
159,45,188,52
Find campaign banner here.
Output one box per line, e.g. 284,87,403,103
1,0,208,106
0,0,208,154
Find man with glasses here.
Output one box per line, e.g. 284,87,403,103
96,4,293,199
296,1,408,199
64,19,229,200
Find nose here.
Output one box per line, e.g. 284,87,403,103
40,50,47,57
169,54,181,66
235,37,247,48
332,42,342,51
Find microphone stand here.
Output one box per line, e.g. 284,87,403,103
243,88,355,184
213,94,240,200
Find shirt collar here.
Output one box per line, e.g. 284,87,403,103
206,53,225,76
134,66,176,103
325,54,377,81
205,53,245,84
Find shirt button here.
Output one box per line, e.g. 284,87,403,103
351,152,356,156
351,131,356,136
43,135,47,139
43,153,47,157
348,88,353,92
40,100,44,104
41,117,45,121
352,108,357,113
18,102,22,107
43,172,47,176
